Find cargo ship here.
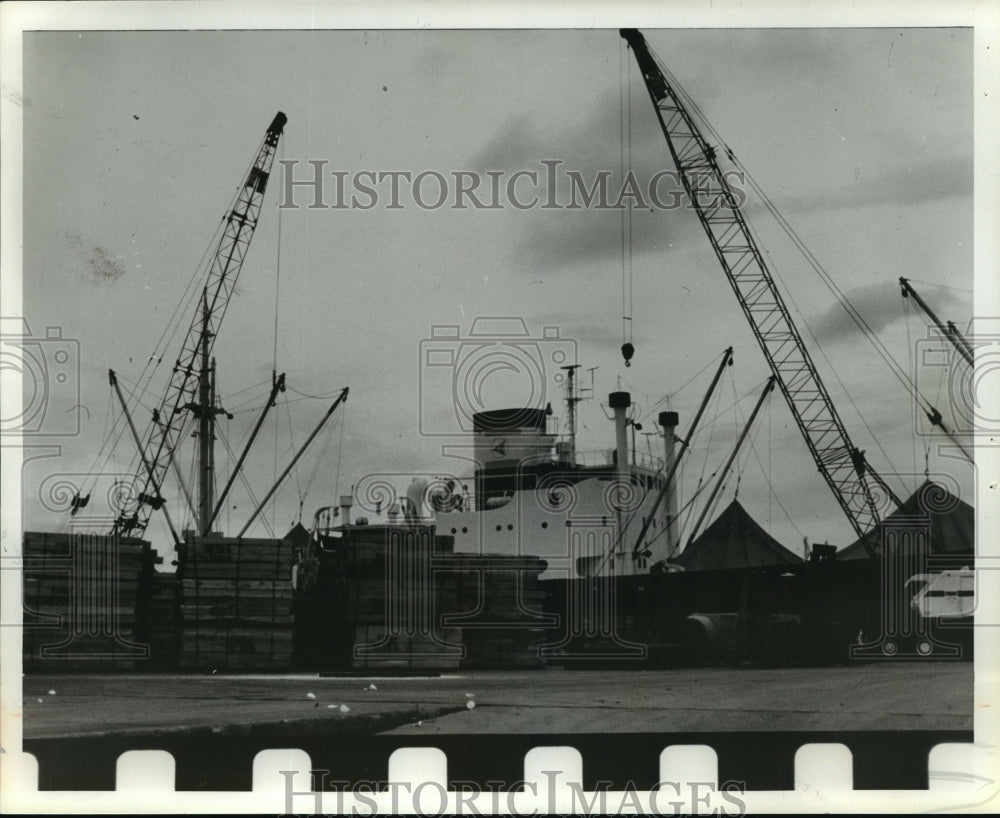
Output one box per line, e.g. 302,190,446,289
19,29,976,674
362,393,683,582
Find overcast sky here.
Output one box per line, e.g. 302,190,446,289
16,21,981,560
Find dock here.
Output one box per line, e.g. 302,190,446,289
18,663,974,791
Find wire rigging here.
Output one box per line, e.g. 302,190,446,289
215,421,275,538
273,131,285,376
619,37,635,367
652,52,971,475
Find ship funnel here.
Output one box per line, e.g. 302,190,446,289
609,392,631,474
339,493,353,526
472,408,556,508
658,411,680,555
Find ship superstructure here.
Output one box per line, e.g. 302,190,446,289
389,393,683,581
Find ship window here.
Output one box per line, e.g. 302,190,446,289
496,525,502,531
507,524,513,531
541,521,548,529
451,528,457,534
461,527,468,533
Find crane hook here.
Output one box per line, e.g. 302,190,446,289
621,342,634,367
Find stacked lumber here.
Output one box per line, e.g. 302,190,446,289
534,576,649,663
461,627,549,668
21,531,154,672
178,536,294,671
145,570,180,669
352,626,464,670
339,526,464,671
433,554,549,669
296,527,551,670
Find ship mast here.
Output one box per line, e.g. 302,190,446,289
561,364,581,465
112,112,287,542
197,301,212,536
190,295,231,537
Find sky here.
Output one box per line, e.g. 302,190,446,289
13,20,983,562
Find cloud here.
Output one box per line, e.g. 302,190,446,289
812,279,969,343
539,312,625,351
781,153,972,215
465,88,695,271
470,80,970,278
466,85,641,174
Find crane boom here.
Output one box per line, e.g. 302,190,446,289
114,112,287,541
899,277,974,369
621,29,900,540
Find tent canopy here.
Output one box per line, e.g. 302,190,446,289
676,499,802,571
838,480,974,560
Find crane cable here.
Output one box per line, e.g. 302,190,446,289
215,420,275,538
332,399,348,518
902,294,935,478
903,293,919,476
652,56,972,466
657,59,906,468
91,127,266,543
138,136,261,419
688,372,772,545
646,53,908,484
273,130,285,376
620,37,635,367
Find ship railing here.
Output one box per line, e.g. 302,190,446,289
574,449,616,467
574,449,664,471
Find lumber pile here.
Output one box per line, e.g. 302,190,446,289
433,554,549,669
338,526,464,671
21,531,155,672
145,570,180,669
352,626,464,670
178,536,294,671
308,526,550,671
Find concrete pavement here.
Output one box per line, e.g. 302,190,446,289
19,662,973,740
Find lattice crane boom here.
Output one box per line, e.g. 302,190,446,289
621,29,900,540
114,112,287,541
